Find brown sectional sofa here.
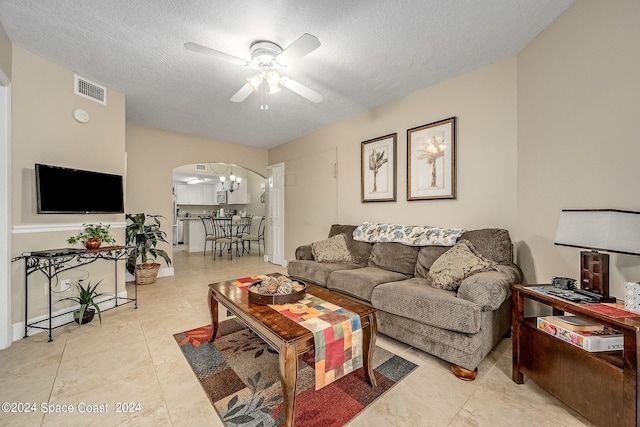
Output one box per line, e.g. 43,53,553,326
287,224,522,380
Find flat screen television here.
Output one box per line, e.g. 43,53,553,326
35,163,125,214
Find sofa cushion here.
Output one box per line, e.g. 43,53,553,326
414,246,450,278
311,233,353,263
327,267,409,302
328,224,373,266
287,260,362,287
368,242,419,276
460,228,513,264
371,277,483,334
428,240,498,291
414,228,515,277
295,244,314,260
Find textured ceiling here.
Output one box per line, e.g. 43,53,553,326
0,1,573,149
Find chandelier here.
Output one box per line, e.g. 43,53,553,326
220,167,242,192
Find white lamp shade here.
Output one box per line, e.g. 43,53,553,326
555,209,640,256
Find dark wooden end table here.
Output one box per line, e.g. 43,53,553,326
512,284,640,427
208,274,377,427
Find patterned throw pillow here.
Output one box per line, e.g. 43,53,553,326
428,239,498,291
311,234,353,263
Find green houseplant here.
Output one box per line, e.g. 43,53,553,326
67,223,116,249
125,213,172,284
59,279,104,325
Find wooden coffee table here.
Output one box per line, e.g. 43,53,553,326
208,274,377,427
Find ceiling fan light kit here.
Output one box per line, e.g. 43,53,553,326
185,33,323,106
247,74,263,90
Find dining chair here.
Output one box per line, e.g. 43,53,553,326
212,218,241,259
235,215,253,238
242,216,266,256
200,216,216,257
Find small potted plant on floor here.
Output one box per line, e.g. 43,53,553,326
67,223,116,249
59,279,104,325
125,213,172,284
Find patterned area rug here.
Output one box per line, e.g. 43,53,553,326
174,319,417,427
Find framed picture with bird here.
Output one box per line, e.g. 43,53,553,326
361,133,397,202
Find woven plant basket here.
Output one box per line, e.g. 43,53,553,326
135,263,161,285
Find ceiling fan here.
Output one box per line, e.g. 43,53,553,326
185,33,323,105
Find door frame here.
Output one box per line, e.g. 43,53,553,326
267,163,285,266
0,74,11,349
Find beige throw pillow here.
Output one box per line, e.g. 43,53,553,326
428,239,497,291
311,234,353,263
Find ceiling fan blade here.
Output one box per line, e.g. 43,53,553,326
276,33,320,65
230,82,254,102
281,77,323,103
184,42,249,67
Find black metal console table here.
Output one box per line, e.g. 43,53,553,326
24,245,137,341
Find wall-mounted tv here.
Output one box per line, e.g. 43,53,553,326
35,163,125,214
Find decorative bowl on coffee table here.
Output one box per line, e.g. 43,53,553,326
248,278,306,305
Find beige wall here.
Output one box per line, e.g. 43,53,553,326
271,0,640,300
0,20,11,81
12,47,126,226
516,0,640,297
125,123,269,260
270,57,519,260
10,46,126,323
7,0,639,330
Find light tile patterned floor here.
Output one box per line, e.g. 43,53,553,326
0,248,595,426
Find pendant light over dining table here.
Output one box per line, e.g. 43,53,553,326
220,167,241,192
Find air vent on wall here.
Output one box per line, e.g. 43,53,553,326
195,164,207,171
74,75,107,105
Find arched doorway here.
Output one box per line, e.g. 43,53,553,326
171,162,267,257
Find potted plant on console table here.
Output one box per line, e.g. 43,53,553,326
125,213,172,285
58,279,104,325
67,223,116,249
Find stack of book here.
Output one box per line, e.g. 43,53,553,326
536,315,623,352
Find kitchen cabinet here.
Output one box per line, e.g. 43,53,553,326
227,180,249,204
175,182,220,205
202,183,217,205
175,183,189,204
186,184,203,205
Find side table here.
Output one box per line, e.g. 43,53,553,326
511,284,640,427
24,245,137,341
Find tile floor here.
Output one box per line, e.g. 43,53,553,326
0,248,595,426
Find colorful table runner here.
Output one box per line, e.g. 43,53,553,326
232,275,267,288
269,294,363,390
231,276,363,390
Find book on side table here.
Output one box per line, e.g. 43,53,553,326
537,316,623,352
542,315,604,332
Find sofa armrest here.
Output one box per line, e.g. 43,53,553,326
457,264,522,311
295,244,314,260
